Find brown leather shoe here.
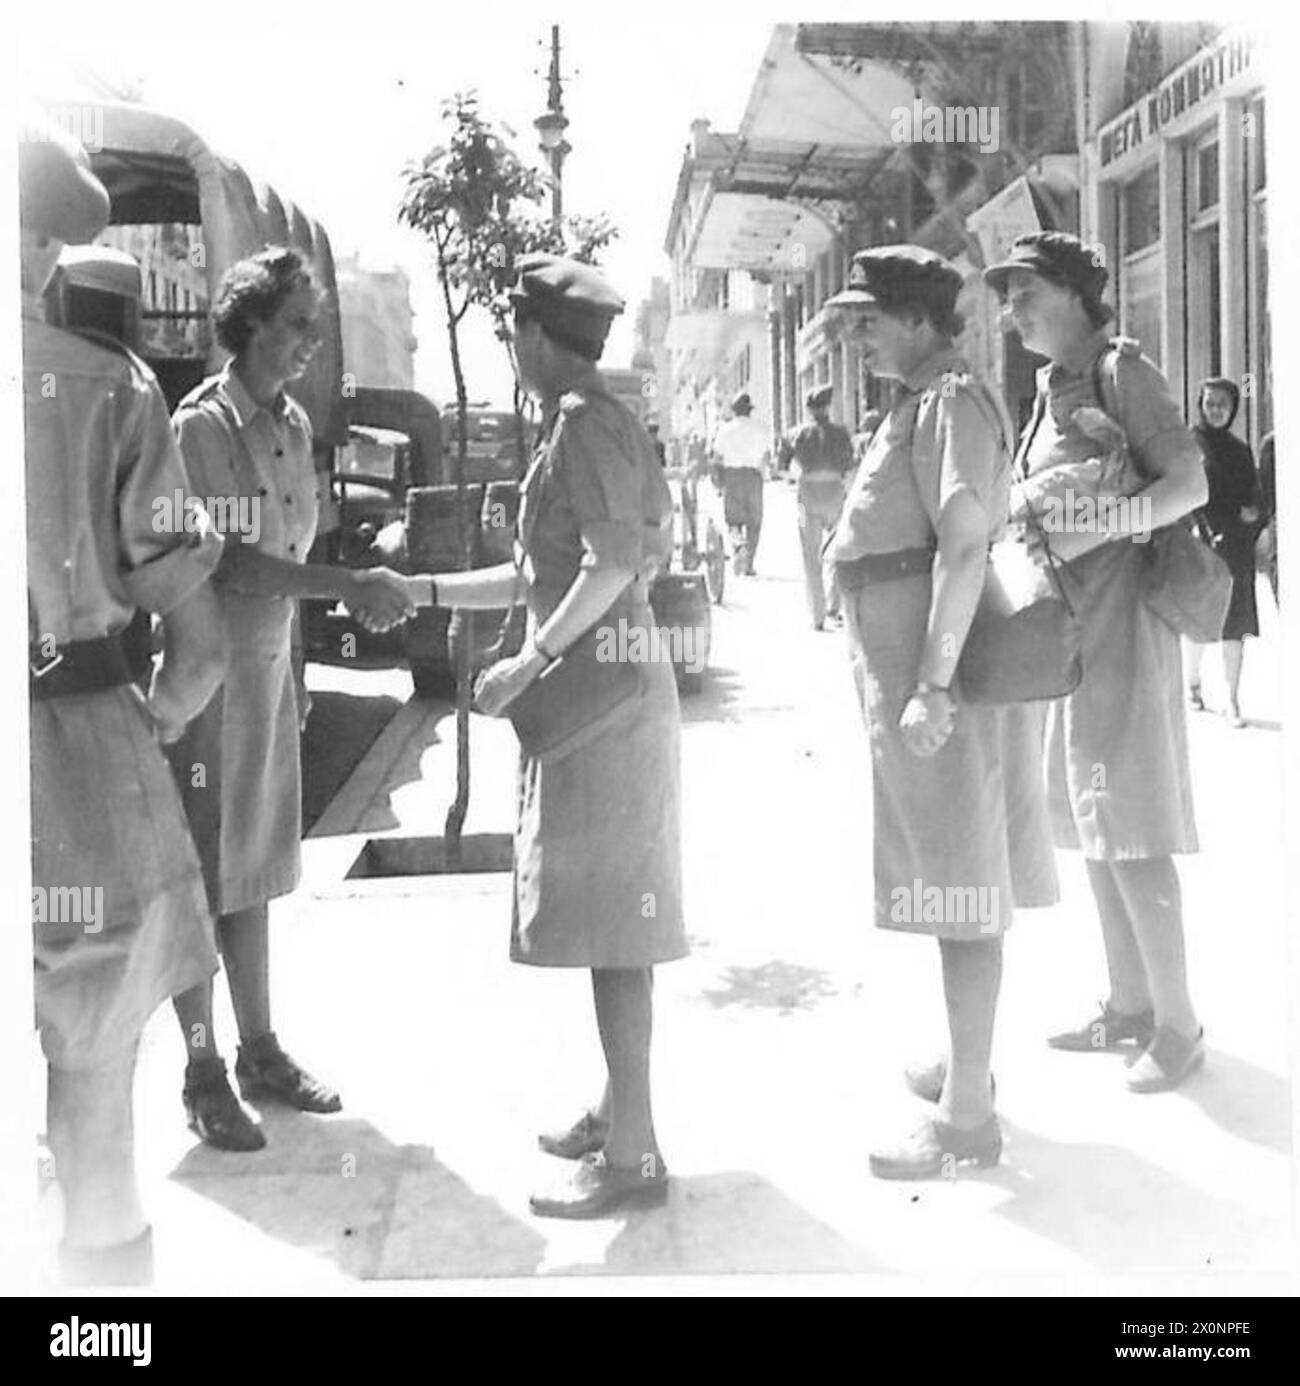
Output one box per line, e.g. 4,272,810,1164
1047,1002,1155,1053
869,1116,1002,1180
537,1110,608,1160
235,1033,341,1114
529,1152,669,1219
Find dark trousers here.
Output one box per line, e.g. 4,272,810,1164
720,468,764,574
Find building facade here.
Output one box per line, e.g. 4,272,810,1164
336,254,418,391
1079,23,1268,451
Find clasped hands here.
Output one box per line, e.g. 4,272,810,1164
346,567,417,633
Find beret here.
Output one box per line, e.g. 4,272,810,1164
57,244,142,300
826,244,962,314
509,253,623,350
19,109,111,244
806,385,833,409
983,231,1109,300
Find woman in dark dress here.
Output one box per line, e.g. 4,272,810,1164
1184,378,1260,728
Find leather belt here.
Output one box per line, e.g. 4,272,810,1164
30,630,138,700
833,544,936,593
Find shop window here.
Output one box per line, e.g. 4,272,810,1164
1122,166,1161,255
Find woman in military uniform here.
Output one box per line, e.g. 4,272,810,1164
422,254,686,1218
22,116,224,1282
983,232,1208,1092
825,246,1058,1179
168,248,413,1150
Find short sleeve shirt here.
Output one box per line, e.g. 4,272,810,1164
780,420,855,478
24,303,223,644
517,371,673,613
712,415,769,470
827,349,1011,562
1020,331,1194,483
172,363,317,567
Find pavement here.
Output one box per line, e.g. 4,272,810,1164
26,485,1298,1291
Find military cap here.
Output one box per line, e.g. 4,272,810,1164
57,244,142,300
18,109,111,244
807,384,833,410
509,253,624,353
982,231,1109,301
825,244,962,317
731,391,752,415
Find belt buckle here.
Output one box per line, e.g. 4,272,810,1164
30,647,64,680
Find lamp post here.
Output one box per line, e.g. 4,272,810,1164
535,24,570,225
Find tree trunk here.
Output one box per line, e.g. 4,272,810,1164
438,251,472,871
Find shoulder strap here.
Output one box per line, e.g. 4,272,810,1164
1091,342,1123,422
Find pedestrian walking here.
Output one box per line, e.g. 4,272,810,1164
984,231,1208,1092
825,246,1058,1178
419,254,686,1218
1184,377,1261,727
23,113,224,1283
711,391,770,574
778,384,855,629
168,247,414,1151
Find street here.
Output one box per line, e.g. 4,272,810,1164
29,484,1290,1286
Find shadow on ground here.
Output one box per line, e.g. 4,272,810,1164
986,1115,1292,1272
171,1110,547,1279
300,689,406,832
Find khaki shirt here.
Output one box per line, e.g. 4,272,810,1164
24,298,222,645
172,363,317,567
828,348,1010,563
778,419,855,479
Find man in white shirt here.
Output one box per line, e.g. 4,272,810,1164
710,392,770,575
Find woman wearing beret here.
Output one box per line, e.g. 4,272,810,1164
984,231,1208,1091
825,245,1058,1179
169,248,414,1150
421,254,686,1218
1184,376,1261,727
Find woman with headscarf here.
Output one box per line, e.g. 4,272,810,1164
1184,378,1261,727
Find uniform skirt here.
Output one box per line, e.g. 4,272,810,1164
1046,540,1198,858
845,571,1059,939
511,596,688,968
168,594,302,916
32,685,218,1069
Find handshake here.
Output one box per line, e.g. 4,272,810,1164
343,566,426,634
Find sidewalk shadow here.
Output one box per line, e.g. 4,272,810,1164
546,1171,880,1277
171,1110,546,1280
982,1119,1290,1272
1176,1048,1292,1153
700,959,839,1014
681,665,745,725
321,704,453,838
301,690,405,833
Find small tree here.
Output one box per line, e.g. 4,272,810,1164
398,93,617,864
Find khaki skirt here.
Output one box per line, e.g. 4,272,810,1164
32,685,217,1069
845,572,1059,939
511,595,688,968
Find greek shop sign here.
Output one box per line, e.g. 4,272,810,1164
1097,30,1256,172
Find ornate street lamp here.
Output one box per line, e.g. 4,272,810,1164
535,25,570,225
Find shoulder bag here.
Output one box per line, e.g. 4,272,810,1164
1091,346,1231,644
